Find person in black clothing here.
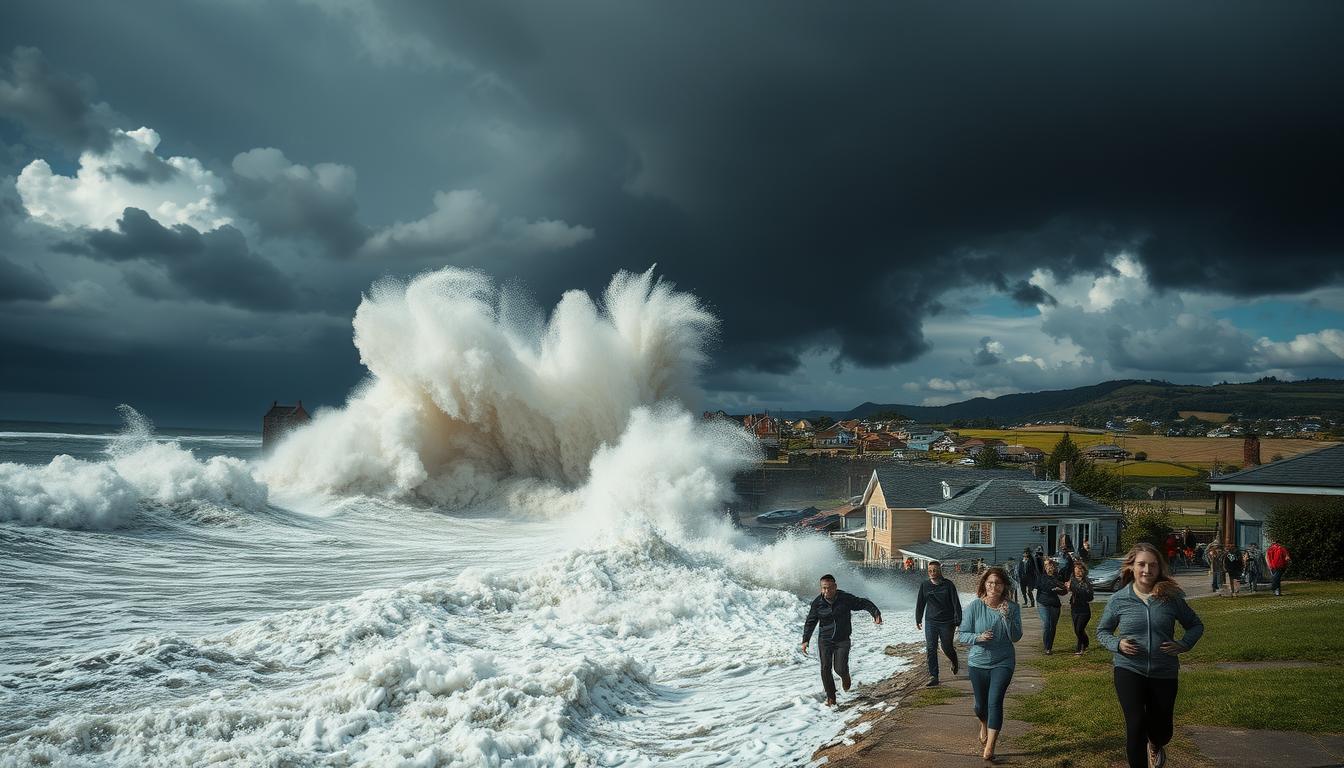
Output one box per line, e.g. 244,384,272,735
1066,560,1096,654
802,574,882,706
915,560,962,687
1016,548,1038,607
1035,559,1068,655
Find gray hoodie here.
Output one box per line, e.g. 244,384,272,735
1096,583,1204,679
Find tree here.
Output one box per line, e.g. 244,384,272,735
1045,433,1083,479
974,446,1002,468
1121,503,1174,551
814,416,835,430
1129,422,1154,435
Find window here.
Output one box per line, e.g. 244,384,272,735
932,516,959,545
966,520,994,546
1047,490,1070,507
941,480,952,499
870,505,886,530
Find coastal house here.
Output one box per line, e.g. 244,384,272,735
997,444,1045,463
905,430,946,453
1084,444,1130,461
858,432,905,452
813,426,857,447
1208,440,1344,551
858,464,1123,568
930,434,960,452
858,465,1032,563
741,414,781,446
262,400,310,453
897,479,1124,571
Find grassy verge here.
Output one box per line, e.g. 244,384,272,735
1009,582,1344,767
901,684,962,709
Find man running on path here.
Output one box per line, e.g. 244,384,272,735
802,574,882,706
916,560,963,686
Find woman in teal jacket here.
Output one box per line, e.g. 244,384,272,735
1096,542,1204,768
957,565,1023,762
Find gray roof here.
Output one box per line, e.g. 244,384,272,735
1211,444,1344,489
927,478,1123,519
897,539,1000,563
871,465,1033,509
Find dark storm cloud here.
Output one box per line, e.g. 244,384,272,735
83,208,298,311
972,338,1004,368
0,46,109,151
227,149,369,258
337,2,1343,375
0,256,52,301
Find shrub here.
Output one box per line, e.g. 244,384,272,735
1266,499,1344,580
1134,451,1148,461
1121,502,1173,552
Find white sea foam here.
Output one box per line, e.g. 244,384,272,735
260,266,716,507
0,407,267,529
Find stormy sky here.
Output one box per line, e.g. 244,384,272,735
2,1,1343,429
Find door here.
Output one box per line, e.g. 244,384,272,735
1046,524,1058,556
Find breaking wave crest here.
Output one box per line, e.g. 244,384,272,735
259,267,723,507
0,406,267,529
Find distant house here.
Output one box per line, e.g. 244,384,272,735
262,401,310,453
793,419,814,432
930,434,960,452
859,465,1123,568
814,427,857,447
858,432,906,452
906,430,946,453
998,444,1045,463
741,414,781,446
1084,444,1130,461
1208,442,1344,551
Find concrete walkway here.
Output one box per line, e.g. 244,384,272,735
815,572,1344,767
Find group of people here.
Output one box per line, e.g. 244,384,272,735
1013,545,1095,655
1207,538,1292,597
802,542,1205,766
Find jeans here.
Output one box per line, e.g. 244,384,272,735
1113,667,1178,768
817,636,851,700
1271,568,1285,594
1020,585,1036,606
1037,606,1060,652
1212,570,1224,591
924,620,958,680
969,665,1014,730
1071,608,1091,652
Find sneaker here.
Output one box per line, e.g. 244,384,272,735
1044,649,1053,655
841,675,851,692
926,678,940,687
1148,742,1166,768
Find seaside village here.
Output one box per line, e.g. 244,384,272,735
703,411,1344,588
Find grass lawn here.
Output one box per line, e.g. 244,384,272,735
1111,460,1200,478
1168,512,1219,531
1009,582,1344,767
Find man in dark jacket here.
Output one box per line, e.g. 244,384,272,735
1016,548,1038,607
802,574,882,706
915,560,962,687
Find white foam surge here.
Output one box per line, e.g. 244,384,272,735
260,267,715,506
2,525,910,767
0,407,267,529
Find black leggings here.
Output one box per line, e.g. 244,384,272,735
1071,609,1091,651
1113,667,1178,768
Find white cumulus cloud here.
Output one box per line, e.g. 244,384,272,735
16,126,230,232
362,188,593,258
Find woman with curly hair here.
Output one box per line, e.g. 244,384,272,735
956,565,1023,763
1096,543,1205,768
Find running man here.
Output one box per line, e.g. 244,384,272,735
802,574,882,706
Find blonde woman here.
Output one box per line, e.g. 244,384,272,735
957,566,1023,763
1096,543,1204,768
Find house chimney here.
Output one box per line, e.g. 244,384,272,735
1059,460,1072,485
1243,435,1261,466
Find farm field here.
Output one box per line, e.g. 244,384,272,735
955,429,1330,469
1109,460,1200,477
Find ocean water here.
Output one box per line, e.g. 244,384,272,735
0,268,918,767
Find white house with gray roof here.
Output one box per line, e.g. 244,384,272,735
897,478,1123,570
858,465,1120,567
1208,443,1344,551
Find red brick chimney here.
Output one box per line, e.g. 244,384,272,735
1059,460,1072,485
1243,435,1262,466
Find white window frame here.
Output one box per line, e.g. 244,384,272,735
931,515,960,545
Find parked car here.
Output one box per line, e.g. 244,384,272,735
756,507,818,525
1088,559,1124,592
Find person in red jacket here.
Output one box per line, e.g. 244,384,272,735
1265,539,1292,596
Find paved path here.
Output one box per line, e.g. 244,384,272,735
815,572,1343,767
